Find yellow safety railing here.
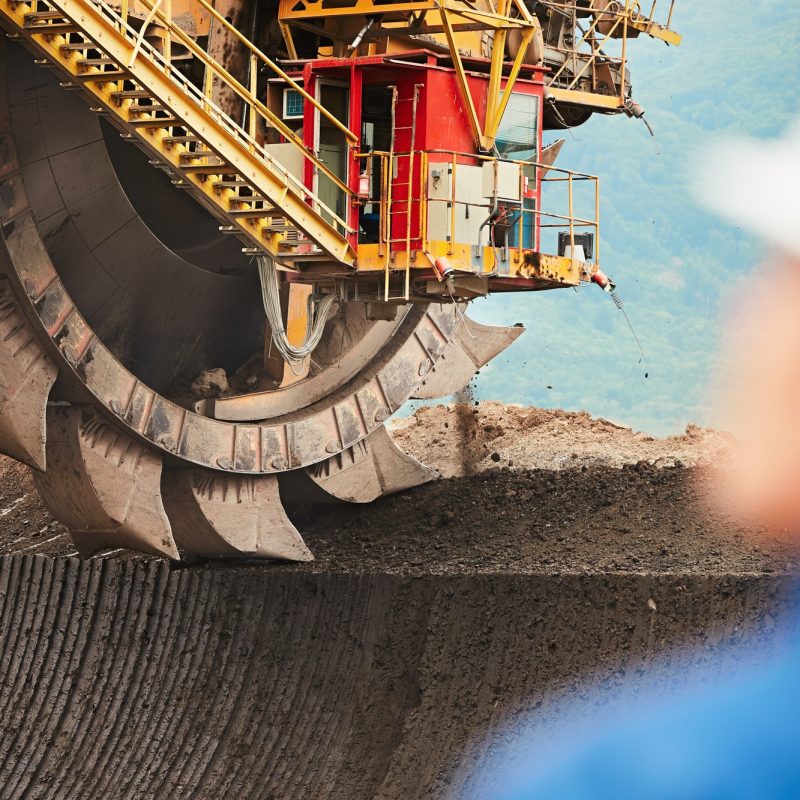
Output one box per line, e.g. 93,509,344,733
541,0,680,106
548,2,631,98
356,149,600,271
90,0,356,232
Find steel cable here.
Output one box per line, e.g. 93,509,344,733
257,255,340,368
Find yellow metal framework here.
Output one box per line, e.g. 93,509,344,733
541,0,681,110
279,0,540,151
0,0,358,266
355,148,600,299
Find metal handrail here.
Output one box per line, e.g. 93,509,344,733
539,0,678,101
355,148,600,268
88,0,355,231
136,0,355,142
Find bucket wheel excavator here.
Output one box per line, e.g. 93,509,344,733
0,0,680,560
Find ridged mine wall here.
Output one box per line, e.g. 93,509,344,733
0,555,795,799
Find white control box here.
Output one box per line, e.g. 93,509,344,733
482,160,521,201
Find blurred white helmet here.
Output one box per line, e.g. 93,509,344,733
695,118,800,258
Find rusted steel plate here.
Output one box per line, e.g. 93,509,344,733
162,469,313,560
33,406,179,558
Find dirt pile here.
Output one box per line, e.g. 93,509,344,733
391,402,731,477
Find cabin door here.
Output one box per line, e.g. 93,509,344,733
314,82,350,231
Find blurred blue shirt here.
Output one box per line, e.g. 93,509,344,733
499,637,800,799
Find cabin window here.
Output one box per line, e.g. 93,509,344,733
283,88,304,120
495,92,539,162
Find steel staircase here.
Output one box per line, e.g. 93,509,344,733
0,0,357,269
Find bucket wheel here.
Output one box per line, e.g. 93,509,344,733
0,41,523,560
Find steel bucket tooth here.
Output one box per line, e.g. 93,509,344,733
412,316,524,400
304,425,437,503
162,469,313,561
0,278,57,470
33,407,179,559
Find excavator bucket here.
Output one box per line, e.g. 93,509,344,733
0,0,677,560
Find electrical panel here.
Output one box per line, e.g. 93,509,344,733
482,160,521,202
426,162,490,246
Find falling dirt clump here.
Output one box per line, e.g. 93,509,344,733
391,401,732,478
453,384,479,476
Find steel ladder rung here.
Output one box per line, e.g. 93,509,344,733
127,116,179,126
60,41,99,51
111,89,152,100
164,135,200,145
77,57,117,66
180,163,232,174
179,150,215,161
129,103,167,114
262,223,299,232
24,10,68,21
75,70,127,81
227,208,278,217
230,194,268,204
25,22,80,33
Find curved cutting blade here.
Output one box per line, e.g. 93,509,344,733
303,425,437,504
33,407,179,558
162,469,313,561
0,278,57,470
412,315,524,400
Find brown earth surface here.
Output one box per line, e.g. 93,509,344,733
0,401,796,577
293,461,799,576
1,402,798,799
390,401,733,477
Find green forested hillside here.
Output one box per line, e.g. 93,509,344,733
466,1,800,434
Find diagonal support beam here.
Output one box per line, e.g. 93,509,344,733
440,8,489,151
1,0,356,265
440,3,538,151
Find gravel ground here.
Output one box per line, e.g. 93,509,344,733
0,401,795,575
291,462,799,575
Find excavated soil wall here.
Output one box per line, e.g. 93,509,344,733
1,407,799,798
0,555,796,799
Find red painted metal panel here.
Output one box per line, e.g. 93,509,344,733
299,55,547,258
